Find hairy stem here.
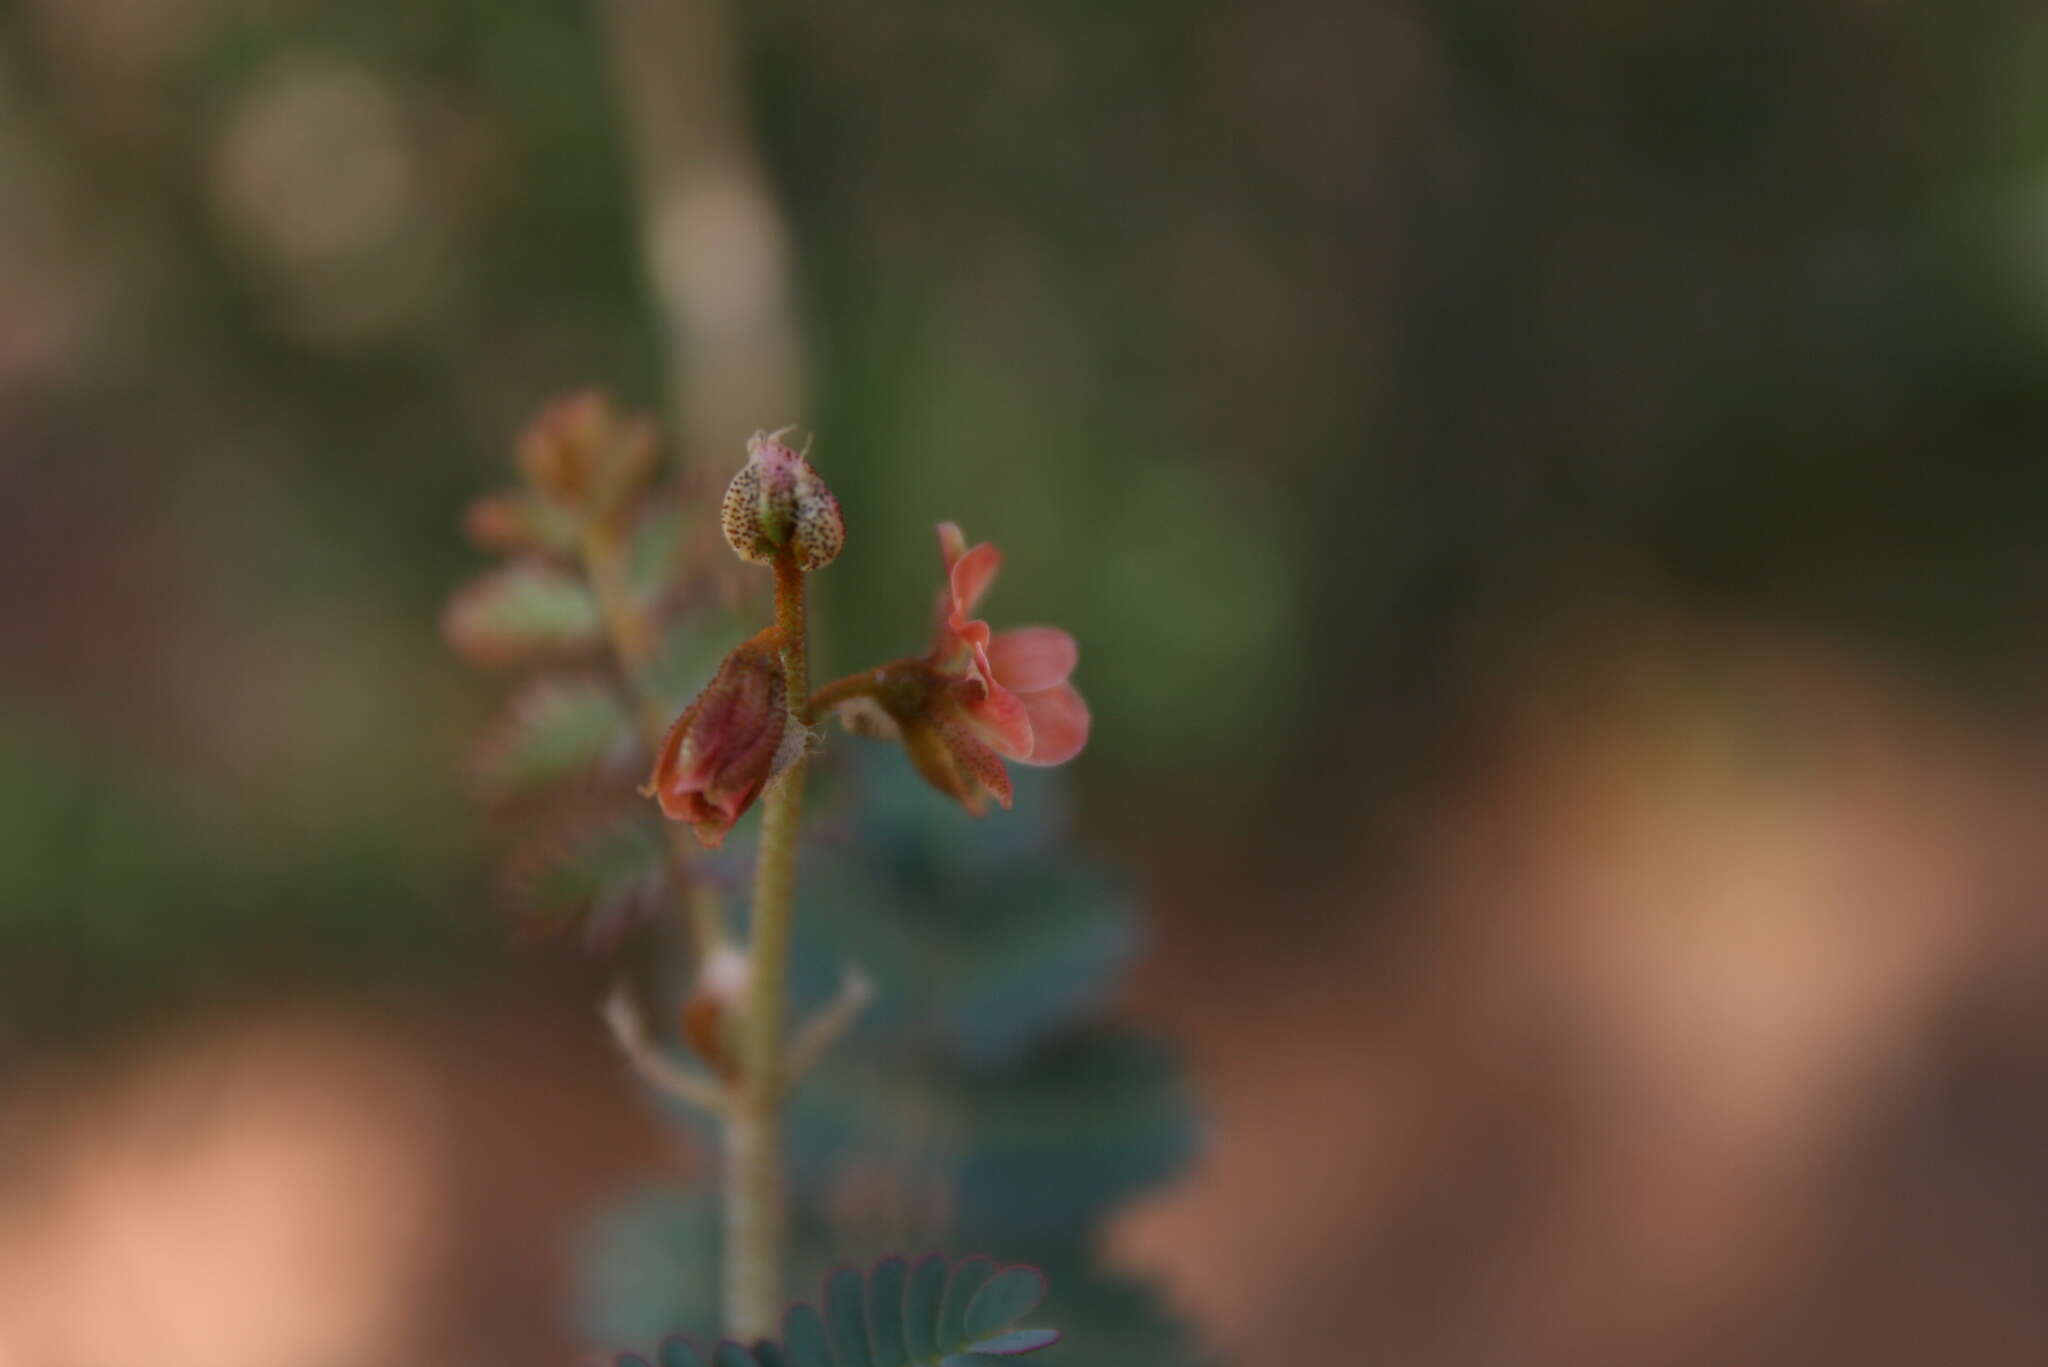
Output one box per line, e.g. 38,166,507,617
726,546,810,1337
582,518,727,961
806,669,886,719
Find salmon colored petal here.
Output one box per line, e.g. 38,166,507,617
987,627,1077,692
948,542,1002,621
1015,682,1090,766
959,678,1035,759
937,716,1014,810
937,521,968,570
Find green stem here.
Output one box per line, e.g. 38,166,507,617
726,546,809,1338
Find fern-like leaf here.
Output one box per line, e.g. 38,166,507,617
614,1255,1059,1367
443,560,603,666
472,675,635,802
503,803,669,944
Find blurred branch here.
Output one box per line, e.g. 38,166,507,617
784,964,875,1082
602,982,727,1115
596,0,806,475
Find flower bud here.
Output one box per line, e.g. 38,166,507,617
680,943,750,1081
720,429,845,570
640,632,799,847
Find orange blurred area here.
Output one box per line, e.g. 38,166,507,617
0,990,676,1367
1120,614,2048,1365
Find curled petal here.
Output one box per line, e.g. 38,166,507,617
937,521,969,569
899,715,1011,815
948,542,1002,623
935,716,1015,811
958,677,1035,759
987,627,1077,692
1015,682,1090,766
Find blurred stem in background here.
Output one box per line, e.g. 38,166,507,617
595,0,806,476
579,509,729,962
594,0,812,1337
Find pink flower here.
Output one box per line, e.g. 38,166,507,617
831,523,1089,815
641,630,800,847
931,521,1090,767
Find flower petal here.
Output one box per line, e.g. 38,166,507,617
1016,682,1090,766
936,716,1014,810
959,678,1035,759
948,542,1002,622
987,627,1077,692
937,521,969,569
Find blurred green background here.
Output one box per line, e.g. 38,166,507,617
11,0,2044,1026
8,1,2048,1363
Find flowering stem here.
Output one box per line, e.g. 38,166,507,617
581,516,728,961
726,545,809,1338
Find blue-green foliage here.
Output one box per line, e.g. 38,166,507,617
612,1256,1060,1367
586,753,1202,1362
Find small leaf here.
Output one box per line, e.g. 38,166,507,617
473,676,633,800
938,1257,997,1352
444,560,602,666
827,1265,875,1367
867,1255,911,1367
713,1344,757,1367
904,1253,948,1363
751,1341,788,1367
630,490,694,601
658,1340,711,1367
962,1268,1045,1342
781,1303,835,1367
963,1328,1060,1356
463,490,582,556
504,804,668,943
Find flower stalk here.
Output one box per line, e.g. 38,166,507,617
725,544,810,1337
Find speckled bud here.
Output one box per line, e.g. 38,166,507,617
720,429,845,571
640,633,794,848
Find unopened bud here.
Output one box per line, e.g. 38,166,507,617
640,632,799,847
721,429,844,571
679,944,751,1081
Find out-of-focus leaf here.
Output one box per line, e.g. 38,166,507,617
781,1304,835,1367
443,560,603,666
826,1266,873,1367
609,1256,1058,1367
631,489,697,602
866,1255,911,1367
463,489,584,557
793,754,1137,1066
963,1328,1060,1356
961,1268,1045,1342
937,1258,997,1352
579,1187,722,1348
658,1340,711,1367
472,675,635,801
503,802,668,943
